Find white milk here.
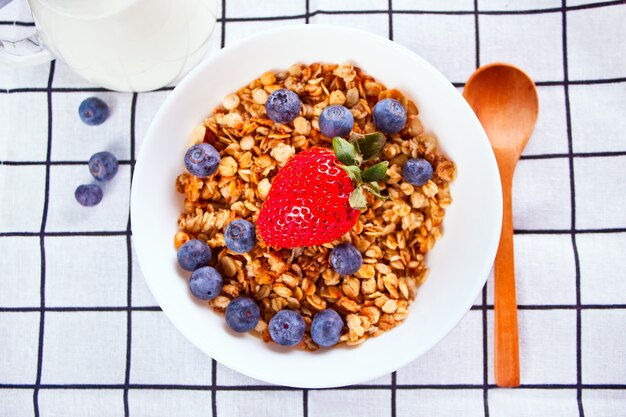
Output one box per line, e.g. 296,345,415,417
28,0,217,92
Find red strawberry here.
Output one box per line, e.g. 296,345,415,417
257,148,360,248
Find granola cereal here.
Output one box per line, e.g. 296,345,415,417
175,63,456,350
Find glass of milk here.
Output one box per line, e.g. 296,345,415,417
0,0,217,92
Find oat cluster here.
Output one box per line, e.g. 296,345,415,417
174,63,456,350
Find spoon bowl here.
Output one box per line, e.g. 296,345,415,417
465,64,538,155
464,63,539,388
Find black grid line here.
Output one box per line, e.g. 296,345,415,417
0,231,130,237
387,3,397,416
473,0,480,71
302,5,310,416
0,226,625,239
0,86,176,93
3,75,626,96
2,303,626,313
388,0,394,41
1,160,134,165
123,92,138,417
1,382,624,391
220,0,226,49
474,304,626,311
305,0,310,24
390,372,397,417
123,231,132,417
212,359,218,417
561,2,585,415
32,60,55,417
0,0,624,29
4,150,626,168
0,306,162,312
303,4,310,415
0,21,35,26
472,2,490,416
303,388,309,417
514,228,626,234
213,3,226,413
482,286,490,417
520,151,626,160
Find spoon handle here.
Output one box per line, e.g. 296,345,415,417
494,158,520,387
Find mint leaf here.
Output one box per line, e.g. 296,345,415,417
363,182,388,200
349,187,367,210
361,161,389,183
332,137,357,166
368,181,380,193
357,132,386,161
339,164,362,183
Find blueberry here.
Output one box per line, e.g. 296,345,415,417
311,309,344,347
403,158,433,186
269,309,306,346
177,239,212,271
265,89,301,124
372,98,407,134
88,151,118,181
75,184,103,207
225,219,256,253
318,105,354,138
78,97,109,125
329,243,363,276
225,297,260,333
184,143,221,178
189,266,222,300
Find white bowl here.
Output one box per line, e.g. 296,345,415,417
131,24,502,388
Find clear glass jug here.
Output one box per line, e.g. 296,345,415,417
0,0,217,92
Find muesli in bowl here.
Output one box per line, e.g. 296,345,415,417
173,62,455,350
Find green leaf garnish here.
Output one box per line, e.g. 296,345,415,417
349,186,367,210
330,132,391,209
356,132,386,161
361,161,389,183
332,137,357,166
339,165,362,183
363,182,388,200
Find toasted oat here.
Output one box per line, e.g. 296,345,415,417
270,142,295,165
222,94,240,111
218,156,238,177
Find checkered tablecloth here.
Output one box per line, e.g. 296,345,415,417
2,0,626,416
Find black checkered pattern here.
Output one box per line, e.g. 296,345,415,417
1,0,626,416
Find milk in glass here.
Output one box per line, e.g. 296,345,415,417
28,0,216,91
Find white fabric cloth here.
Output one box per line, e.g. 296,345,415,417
1,0,625,416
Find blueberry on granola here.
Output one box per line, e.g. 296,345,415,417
311,309,344,347
265,89,301,124
189,266,222,300
269,309,306,346
75,184,103,207
373,98,406,134
88,151,119,181
225,297,260,333
225,219,256,253
319,105,354,138
329,243,363,276
184,143,221,178
78,97,109,125
403,158,433,186
177,239,212,271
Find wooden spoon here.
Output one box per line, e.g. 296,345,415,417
463,63,539,388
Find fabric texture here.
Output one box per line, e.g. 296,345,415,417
1,0,625,416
